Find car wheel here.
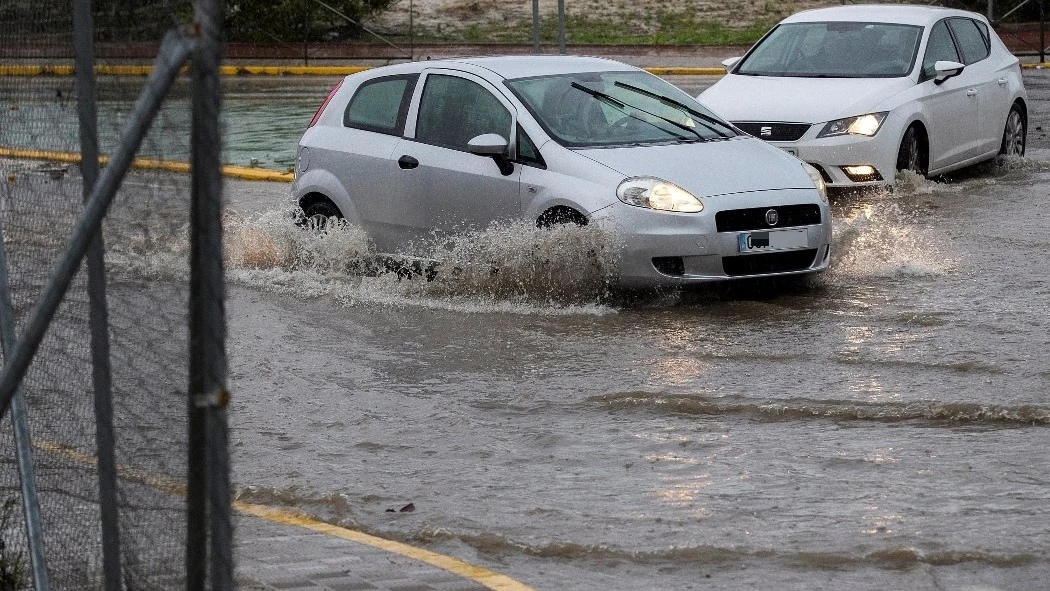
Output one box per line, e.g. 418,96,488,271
300,199,342,231
999,104,1026,157
896,125,926,176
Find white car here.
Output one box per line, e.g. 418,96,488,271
293,56,832,287
698,4,1028,187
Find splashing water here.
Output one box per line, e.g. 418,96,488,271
421,220,620,304
223,209,620,313
830,197,953,280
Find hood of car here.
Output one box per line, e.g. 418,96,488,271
698,74,914,124
575,136,814,198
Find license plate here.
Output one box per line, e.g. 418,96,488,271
738,228,808,252
780,147,798,157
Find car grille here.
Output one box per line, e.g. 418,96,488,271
733,122,811,142
715,204,822,232
723,249,819,277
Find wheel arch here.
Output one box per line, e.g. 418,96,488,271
536,205,589,227
293,168,361,226
899,119,930,173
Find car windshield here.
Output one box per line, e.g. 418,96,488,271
736,22,923,78
505,71,737,148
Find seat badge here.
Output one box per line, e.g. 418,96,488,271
760,126,773,137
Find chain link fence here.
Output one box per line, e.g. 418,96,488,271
215,0,1047,63
0,0,229,589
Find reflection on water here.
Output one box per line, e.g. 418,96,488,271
0,77,326,170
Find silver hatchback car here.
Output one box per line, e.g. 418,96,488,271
292,56,832,287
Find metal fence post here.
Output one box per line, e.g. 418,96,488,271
73,1,122,589
0,233,49,591
189,0,232,589
532,0,540,54
557,0,566,54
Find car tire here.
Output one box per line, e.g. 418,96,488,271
896,125,926,176
300,199,342,231
998,104,1026,158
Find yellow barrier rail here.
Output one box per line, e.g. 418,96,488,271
0,147,293,183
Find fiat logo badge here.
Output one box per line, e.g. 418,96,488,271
765,208,779,226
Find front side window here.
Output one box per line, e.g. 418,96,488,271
415,74,512,151
922,20,961,79
506,70,735,148
735,22,922,78
949,18,991,64
344,74,418,135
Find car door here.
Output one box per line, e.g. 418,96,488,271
329,73,419,246
948,17,1003,155
918,18,980,170
388,70,522,255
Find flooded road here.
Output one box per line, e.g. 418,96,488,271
4,69,1049,589
224,151,1050,590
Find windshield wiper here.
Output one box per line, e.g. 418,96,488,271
570,82,701,141
612,81,734,138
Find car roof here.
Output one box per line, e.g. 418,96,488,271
781,4,987,27
347,55,640,82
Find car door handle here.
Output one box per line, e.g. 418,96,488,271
966,89,977,97
397,155,419,170
998,78,1008,86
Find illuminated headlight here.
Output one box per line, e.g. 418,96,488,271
616,177,703,213
817,112,888,138
802,162,828,203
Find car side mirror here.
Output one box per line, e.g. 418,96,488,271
721,57,742,71
933,60,965,84
467,133,514,176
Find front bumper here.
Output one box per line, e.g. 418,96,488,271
767,131,901,188
593,188,833,288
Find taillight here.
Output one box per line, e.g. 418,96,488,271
308,79,344,128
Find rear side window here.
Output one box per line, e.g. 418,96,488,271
949,18,991,64
344,74,418,135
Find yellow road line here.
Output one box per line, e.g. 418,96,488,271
0,147,293,183
32,439,535,591
235,501,537,591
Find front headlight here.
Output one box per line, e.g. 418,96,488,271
616,177,703,213
816,112,888,138
802,162,828,204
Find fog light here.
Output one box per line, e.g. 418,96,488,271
652,256,685,277
841,165,883,183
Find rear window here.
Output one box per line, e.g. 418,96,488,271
343,74,418,135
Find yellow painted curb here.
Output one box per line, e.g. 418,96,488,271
1021,62,1050,69
34,438,536,591
0,65,369,77
0,147,293,183
644,66,726,75
219,65,371,76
